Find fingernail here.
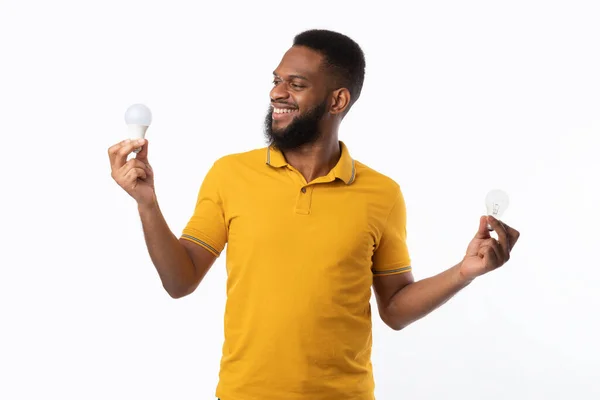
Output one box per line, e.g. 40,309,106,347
136,138,144,144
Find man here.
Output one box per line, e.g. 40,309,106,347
108,29,520,400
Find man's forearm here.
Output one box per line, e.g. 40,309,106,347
138,200,197,298
384,263,472,330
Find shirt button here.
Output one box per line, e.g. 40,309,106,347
301,187,307,193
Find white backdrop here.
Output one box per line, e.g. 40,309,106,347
1,0,599,399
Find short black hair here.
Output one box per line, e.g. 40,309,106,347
293,29,366,113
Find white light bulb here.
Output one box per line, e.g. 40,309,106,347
124,104,152,153
485,189,509,230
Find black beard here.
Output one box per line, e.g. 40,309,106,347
264,101,328,151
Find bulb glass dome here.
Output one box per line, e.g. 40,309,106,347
125,104,152,126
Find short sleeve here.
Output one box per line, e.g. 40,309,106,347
372,189,412,276
180,160,228,257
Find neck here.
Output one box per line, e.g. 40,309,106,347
281,133,341,183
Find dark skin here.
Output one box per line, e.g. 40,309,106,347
269,45,521,330
270,45,350,182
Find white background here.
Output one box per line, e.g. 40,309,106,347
1,0,599,399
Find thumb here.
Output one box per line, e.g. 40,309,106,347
474,215,491,239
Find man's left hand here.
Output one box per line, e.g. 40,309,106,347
459,215,521,281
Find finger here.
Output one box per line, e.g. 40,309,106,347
134,139,149,162
118,160,152,184
478,244,499,270
112,139,146,170
485,238,505,265
474,215,491,239
487,216,510,260
120,158,151,176
108,139,130,167
501,222,521,251
123,167,148,187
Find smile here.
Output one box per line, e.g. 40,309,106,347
273,107,298,114
272,107,298,121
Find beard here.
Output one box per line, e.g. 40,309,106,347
264,100,328,151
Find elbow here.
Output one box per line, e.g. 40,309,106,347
167,290,187,299
386,320,407,331
380,311,408,331
164,283,192,299
162,271,202,299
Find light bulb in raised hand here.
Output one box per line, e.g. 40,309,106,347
124,104,152,153
485,189,509,230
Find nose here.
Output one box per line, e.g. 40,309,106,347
270,81,290,103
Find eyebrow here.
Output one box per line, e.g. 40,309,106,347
273,72,310,81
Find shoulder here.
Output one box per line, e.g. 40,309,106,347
353,159,404,199
198,147,267,196
353,160,410,228
210,147,267,172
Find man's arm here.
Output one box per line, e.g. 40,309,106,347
139,200,217,299
373,215,520,331
373,265,470,331
108,137,221,299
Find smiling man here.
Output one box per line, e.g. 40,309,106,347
108,29,520,400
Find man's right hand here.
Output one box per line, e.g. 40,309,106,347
108,138,155,207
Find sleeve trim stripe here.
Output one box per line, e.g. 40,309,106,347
373,265,412,275
180,234,220,255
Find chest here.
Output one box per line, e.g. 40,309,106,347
224,180,378,271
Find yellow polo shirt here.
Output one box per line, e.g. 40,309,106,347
181,141,411,400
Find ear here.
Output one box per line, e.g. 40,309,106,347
329,88,351,115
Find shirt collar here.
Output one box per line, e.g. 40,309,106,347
265,141,356,185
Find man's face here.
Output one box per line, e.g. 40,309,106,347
264,46,330,151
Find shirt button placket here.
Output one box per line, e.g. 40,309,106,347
295,185,312,214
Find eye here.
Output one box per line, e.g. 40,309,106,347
291,83,305,89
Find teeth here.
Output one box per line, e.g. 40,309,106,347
274,108,297,114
